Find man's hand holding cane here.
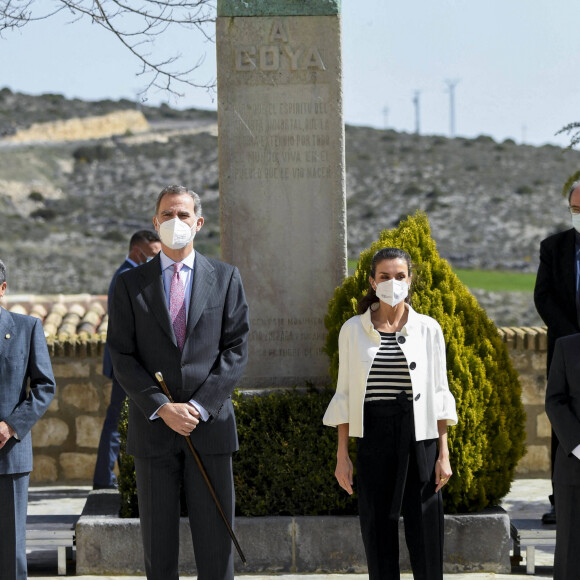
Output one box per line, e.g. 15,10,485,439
157,401,200,436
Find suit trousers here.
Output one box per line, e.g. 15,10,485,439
0,473,29,580
93,376,126,487
134,437,234,580
554,482,580,580
356,402,443,580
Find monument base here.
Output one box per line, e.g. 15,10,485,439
76,491,512,574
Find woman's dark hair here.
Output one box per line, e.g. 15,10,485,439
357,247,413,314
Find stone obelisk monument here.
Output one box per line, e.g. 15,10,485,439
217,0,346,388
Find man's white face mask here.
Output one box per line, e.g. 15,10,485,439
156,217,196,250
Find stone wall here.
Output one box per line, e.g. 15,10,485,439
30,349,110,484
29,326,551,483
497,326,550,477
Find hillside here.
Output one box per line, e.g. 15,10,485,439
1,89,578,326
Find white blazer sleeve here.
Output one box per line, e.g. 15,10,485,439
433,323,458,426
323,323,350,427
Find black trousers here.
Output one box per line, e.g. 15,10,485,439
0,473,29,580
134,438,234,580
357,402,444,580
553,482,580,580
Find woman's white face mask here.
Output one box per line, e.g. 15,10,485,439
374,279,409,307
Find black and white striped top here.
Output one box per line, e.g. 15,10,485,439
365,331,413,403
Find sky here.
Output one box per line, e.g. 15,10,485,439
1,0,579,147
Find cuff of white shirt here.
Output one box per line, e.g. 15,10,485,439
189,400,209,422
150,401,209,422
150,403,166,421
6,422,19,440
572,444,580,460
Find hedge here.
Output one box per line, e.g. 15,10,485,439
118,386,358,517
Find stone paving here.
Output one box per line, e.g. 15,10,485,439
27,479,554,579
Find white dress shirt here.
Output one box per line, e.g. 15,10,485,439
152,249,209,422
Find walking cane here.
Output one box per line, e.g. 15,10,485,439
154,371,247,565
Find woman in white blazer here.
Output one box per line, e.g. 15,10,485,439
323,247,457,580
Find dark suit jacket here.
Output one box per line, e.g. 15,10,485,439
534,228,579,371
102,259,135,379
545,334,580,485
107,251,249,457
0,308,56,474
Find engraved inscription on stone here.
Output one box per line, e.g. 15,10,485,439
235,20,326,72
250,317,327,359
229,85,332,183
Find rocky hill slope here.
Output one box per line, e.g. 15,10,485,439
1,89,578,327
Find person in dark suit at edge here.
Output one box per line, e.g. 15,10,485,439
92,229,161,490
545,332,580,579
0,259,56,580
107,185,249,580
534,180,580,524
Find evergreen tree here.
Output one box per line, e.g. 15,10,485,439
324,212,526,512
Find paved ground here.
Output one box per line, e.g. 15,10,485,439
27,479,555,579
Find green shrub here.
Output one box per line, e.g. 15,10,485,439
118,401,138,518
117,387,358,518
233,386,357,516
73,144,114,163
515,185,534,195
403,183,422,196
30,208,56,221
323,211,526,513
28,190,44,202
562,170,580,197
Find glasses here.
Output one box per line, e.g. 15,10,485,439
569,206,580,215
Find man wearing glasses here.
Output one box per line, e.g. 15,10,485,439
534,180,580,525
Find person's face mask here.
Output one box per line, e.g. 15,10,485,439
572,213,580,234
375,279,409,307
137,248,155,265
156,217,197,250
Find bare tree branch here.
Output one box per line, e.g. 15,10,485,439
0,0,216,96
0,0,66,32
556,122,580,150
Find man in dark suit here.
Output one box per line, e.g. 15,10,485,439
534,181,580,524
545,333,580,580
0,259,56,580
107,185,249,580
93,229,161,489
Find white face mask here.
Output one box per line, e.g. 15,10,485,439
375,279,409,307
157,217,196,250
572,213,580,234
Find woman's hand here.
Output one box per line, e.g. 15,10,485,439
335,452,354,495
435,419,452,492
435,454,452,493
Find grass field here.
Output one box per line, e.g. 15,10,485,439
347,260,536,293
453,268,536,292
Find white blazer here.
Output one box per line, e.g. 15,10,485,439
323,304,458,440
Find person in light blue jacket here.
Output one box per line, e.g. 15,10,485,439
324,247,457,580
0,259,56,580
